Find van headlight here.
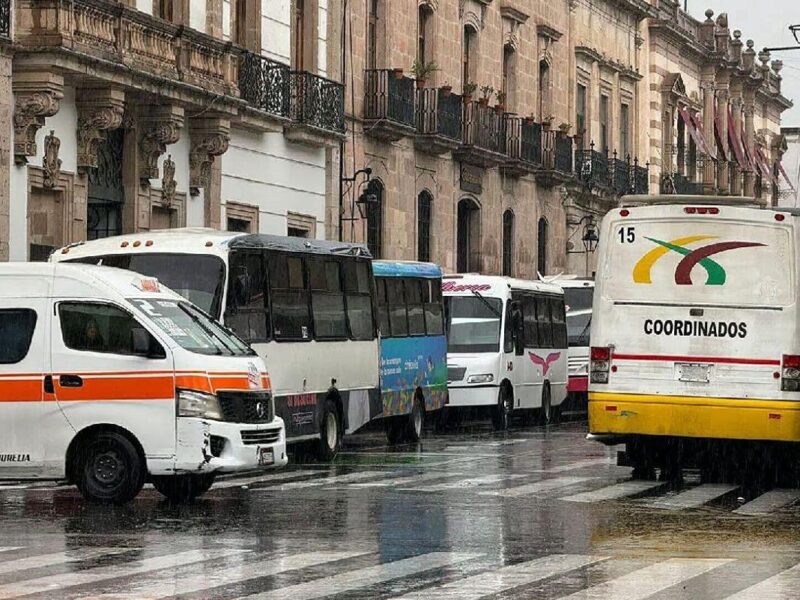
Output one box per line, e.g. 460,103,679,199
178,389,222,420
467,374,494,384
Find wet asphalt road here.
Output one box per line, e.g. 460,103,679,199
1,421,800,599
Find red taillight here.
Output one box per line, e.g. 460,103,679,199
684,207,719,215
784,355,800,368
684,207,696,214
776,213,786,222
782,355,800,392
591,346,611,361
620,209,630,217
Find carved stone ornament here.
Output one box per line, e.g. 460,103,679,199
76,89,126,170
42,130,62,189
140,106,185,181
13,89,63,164
161,154,177,207
190,132,230,190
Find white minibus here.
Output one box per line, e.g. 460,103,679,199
553,276,594,409
589,196,800,479
0,263,286,504
443,275,568,429
53,229,379,459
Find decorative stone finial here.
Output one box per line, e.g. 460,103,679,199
758,49,770,66
733,30,741,40
746,39,754,49
772,60,783,75
704,8,714,21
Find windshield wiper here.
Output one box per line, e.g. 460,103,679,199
576,315,592,345
471,290,501,318
180,305,231,355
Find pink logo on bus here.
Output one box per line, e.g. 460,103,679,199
528,352,561,375
442,281,492,293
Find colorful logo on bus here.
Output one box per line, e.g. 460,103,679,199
632,235,765,286
528,352,561,375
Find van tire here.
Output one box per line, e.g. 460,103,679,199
75,431,145,504
316,399,341,461
492,388,512,431
405,395,425,442
152,473,216,503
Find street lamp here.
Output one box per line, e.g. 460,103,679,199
567,215,599,254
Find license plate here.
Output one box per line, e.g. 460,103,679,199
258,447,274,466
676,363,711,383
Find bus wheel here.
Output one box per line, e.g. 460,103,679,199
405,395,425,442
316,399,341,461
385,418,405,444
538,384,553,425
152,473,216,503
75,431,145,504
492,389,512,431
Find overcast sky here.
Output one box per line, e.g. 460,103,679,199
687,1,799,126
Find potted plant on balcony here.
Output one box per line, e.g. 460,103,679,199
392,68,404,80
479,85,493,107
541,114,555,130
494,91,506,114
412,59,439,89
558,122,572,137
524,113,537,125
441,82,453,97
463,81,477,102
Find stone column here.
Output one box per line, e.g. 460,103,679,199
0,51,11,261
12,71,64,165
743,88,756,197
715,74,730,193
662,101,675,183
729,91,743,196
701,76,716,192
189,116,231,229
76,88,125,170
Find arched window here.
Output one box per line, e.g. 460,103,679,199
502,210,514,277
417,191,433,262
537,217,548,275
366,180,383,258
457,198,481,273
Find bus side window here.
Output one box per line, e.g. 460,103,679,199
224,250,269,343
522,295,539,348
387,279,408,337
309,258,347,339
344,260,376,341
503,301,515,354
375,277,390,338
405,278,426,336
423,279,444,336
549,296,567,348
535,295,553,349
269,254,312,341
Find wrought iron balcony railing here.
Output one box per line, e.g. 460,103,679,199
462,101,503,154
661,172,704,195
239,51,291,118
503,116,542,165
416,88,462,140
364,69,415,128
290,71,345,134
540,131,574,173
610,156,630,195
631,162,649,194
575,146,609,188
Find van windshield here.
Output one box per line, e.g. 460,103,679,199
129,298,254,356
70,253,225,318
445,296,503,353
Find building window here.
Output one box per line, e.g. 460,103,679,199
538,60,550,122
366,180,383,258
367,0,379,70
502,46,515,110
155,0,188,25
418,5,432,66
599,94,609,153
620,103,630,160
228,217,250,232
463,26,476,91
293,0,316,70
576,84,587,149
502,210,514,277
676,110,685,174
417,191,432,262
288,227,309,238
457,198,480,273
537,217,548,275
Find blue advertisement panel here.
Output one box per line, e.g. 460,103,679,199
379,335,448,417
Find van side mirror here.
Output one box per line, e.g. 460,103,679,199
132,328,165,359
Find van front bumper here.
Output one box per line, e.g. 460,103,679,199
148,416,289,475
447,385,499,408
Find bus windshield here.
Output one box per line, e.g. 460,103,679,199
129,298,254,356
563,287,593,314
445,296,503,353
71,253,225,318
564,287,593,347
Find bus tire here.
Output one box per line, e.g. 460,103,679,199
538,384,554,425
492,388,512,431
385,418,405,444
152,473,216,503
316,399,341,461
405,394,425,442
74,430,145,504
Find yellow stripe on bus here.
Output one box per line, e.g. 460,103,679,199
589,391,800,443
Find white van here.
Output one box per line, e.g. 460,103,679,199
444,275,568,429
0,263,287,504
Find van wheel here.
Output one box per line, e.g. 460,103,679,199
492,388,512,431
152,473,216,503
316,399,341,461
75,431,145,504
405,395,425,442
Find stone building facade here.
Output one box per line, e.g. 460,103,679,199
1,0,345,262
335,0,792,277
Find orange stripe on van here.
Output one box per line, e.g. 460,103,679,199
55,375,174,402
175,375,213,393
0,378,43,402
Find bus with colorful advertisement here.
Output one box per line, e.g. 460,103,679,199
589,196,800,480
444,274,568,429
373,260,448,442
52,229,379,460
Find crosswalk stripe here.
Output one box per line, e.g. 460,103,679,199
733,489,800,516
0,547,133,576
647,484,738,510
388,554,607,599
236,552,481,600
102,550,367,599
560,480,666,503
0,549,245,599
213,470,326,489
481,477,596,498
409,474,526,492
349,472,465,488
723,562,800,599
559,558,733,599
266,471,393,490
532,458,613,473
0,549,21,555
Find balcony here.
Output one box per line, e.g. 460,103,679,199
501,116,542,177
285,71,346,144
575,146,611,191
454,101,506,167
536,131,574,187
415,88,463,155
0,0,9,39
239,52,291,120
363,70,416,141
661,172,704,195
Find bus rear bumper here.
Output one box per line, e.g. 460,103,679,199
447,385,499,408
589,391,800,443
